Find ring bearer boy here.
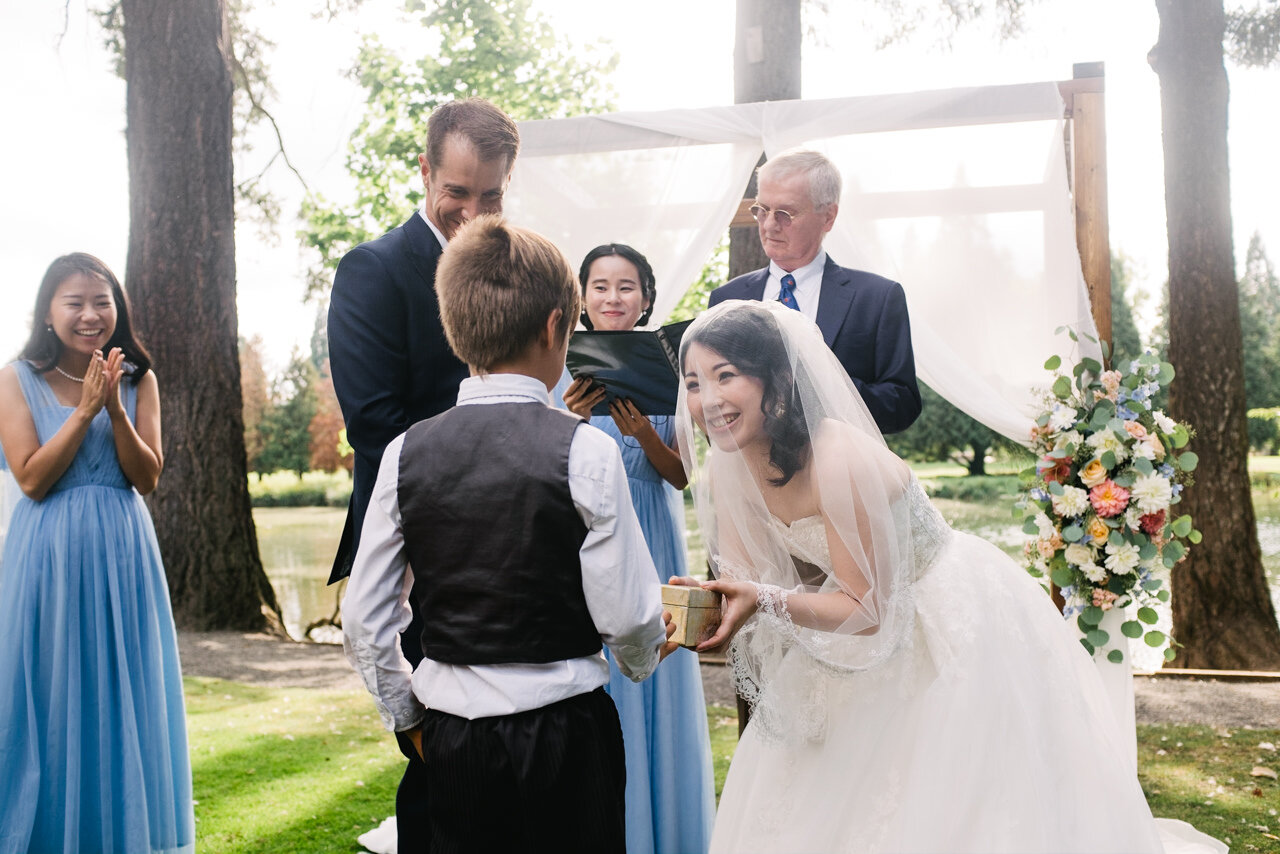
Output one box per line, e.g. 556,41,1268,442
342,215,676,852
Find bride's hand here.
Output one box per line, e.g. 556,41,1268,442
694,579,759,654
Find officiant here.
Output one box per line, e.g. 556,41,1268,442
709,149,922,434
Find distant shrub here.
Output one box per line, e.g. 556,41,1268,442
250,471,352,508
921,475,1021,502
1247,408,1279,455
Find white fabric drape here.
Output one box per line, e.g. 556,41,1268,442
506,82,1102,443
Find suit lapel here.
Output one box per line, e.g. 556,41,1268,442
741,268,768,301
402,213,443,284
815,256,854,347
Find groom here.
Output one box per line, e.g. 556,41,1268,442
709,149,922,435
326,97,520,853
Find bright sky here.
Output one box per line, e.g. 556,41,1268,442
1,0,1276,373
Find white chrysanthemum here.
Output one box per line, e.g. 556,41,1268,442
1130,472,1173,514
1104,542,1141,575
1151,410,1176,434
1086,429,1129,462
1058,430,1084,452
1131,438,1157,461
1064,542,1095,567
1124,507,1144,533
1050,405,1078,432
1080,562,1108,584
1051,486,1090,518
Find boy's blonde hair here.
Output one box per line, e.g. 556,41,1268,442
436,215,579,371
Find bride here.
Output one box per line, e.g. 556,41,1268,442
674,300,1225,854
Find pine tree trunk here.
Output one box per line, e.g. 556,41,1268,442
1152,0,1280,669
121,0,283,631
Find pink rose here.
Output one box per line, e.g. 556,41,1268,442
1123,420,1147,440
1089,480,1130,518
1092,588,1119,610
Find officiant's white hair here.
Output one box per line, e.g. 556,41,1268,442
758,149,842,210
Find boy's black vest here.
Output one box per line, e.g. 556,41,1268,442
397,401,601,665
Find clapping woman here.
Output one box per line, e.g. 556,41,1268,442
561,244,715,854
0,254,193,854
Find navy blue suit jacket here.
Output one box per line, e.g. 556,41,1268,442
327,213,468,583
709,257,922,434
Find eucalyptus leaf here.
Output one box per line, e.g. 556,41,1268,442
1141,579,1162,591
1087,629,1109,648
1121,620,1143,638
1050,567,1073,588
1107,649,1125,663
1081,605,1104,626
1052,376,1072,399
1144,630,1167,647
1048,481,1064,496
1163,541,1186,563
1139,543,1158,561
1081,638,1095,656
1081,357,1102,375
1063,524,1084,542
1137,607,1159,625
1177,451,1199,472
1044,354,1062,371
1022,518,1040,535
1172,425,1189,448
1172,515,1193,537
1157,589,1170,603
1133,457,1154,476
1113,472,1136,487
1157,362,1175,385
1189,529,1202,544
1109,530,1126,548
1164,647,1176,662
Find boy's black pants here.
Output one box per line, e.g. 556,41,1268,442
403,686,626,854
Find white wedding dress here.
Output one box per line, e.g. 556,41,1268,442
710,480,1227,854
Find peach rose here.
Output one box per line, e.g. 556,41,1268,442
1079,458,1109,488
1087,516,1110,543
1144,432,1165,460
1123,420,1148,440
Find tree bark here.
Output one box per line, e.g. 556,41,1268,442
121,0,283,631
1151,0,1280,669
729,0,801,279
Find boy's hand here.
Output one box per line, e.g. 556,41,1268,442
657,609,679,662
400,724,425,762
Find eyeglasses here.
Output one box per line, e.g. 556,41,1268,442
749,203,804,229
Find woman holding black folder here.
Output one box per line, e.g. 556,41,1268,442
561,244,716,854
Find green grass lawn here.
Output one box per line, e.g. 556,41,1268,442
188,678,1279,853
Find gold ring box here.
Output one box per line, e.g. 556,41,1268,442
661,583,722,648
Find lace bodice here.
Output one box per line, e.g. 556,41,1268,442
768,478,952,583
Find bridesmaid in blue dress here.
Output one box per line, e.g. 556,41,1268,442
0,254,194,854
562,244,715,854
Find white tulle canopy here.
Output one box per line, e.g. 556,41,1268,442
504,81,1103,443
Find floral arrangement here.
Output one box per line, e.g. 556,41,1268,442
1017,333,1199,664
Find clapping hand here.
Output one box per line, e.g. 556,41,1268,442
102,348,126,418
563,376,606,420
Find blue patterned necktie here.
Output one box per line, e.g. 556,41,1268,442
778,273,801,311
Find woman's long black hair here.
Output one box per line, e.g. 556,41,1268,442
681,306,812,486
19,253,153,382
577,243,657,330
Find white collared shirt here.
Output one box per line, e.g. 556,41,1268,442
417,208,448,248
342,372,667,730
763,250,827,325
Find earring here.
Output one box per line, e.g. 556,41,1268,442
774,402,787,418
46,324,54,334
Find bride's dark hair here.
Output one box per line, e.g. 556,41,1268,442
682,305,811,485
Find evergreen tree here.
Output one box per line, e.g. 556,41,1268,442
258,351,319,478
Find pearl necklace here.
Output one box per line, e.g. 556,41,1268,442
54,365,85,383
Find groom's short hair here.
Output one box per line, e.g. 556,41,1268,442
758,149,842,210
425,98,520,172
436,215,578,371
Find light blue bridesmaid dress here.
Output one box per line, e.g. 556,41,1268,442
0,361,194,854
596,413,716,854
554,373,715,853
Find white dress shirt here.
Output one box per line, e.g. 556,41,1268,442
417,208,448,248
763,250,827,326
342,372,667,731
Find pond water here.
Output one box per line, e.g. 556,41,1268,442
258,489,1280,643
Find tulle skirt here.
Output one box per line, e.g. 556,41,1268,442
0,485,194,854
710,531,1223,854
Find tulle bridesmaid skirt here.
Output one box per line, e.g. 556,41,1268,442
0,483,194,854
